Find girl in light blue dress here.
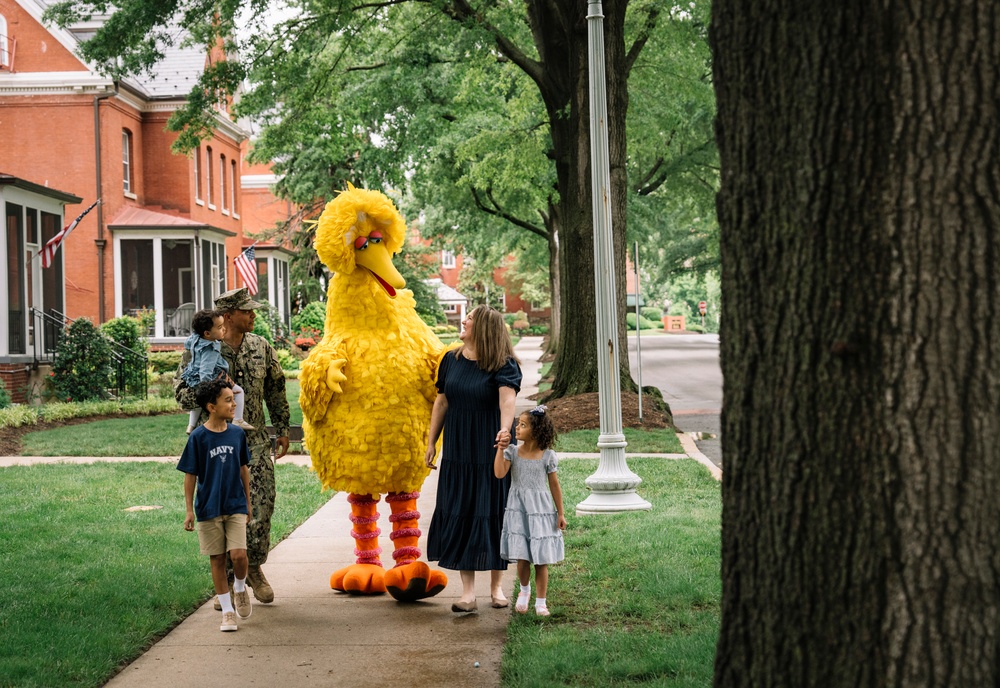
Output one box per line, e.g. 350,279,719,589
494,405,566,617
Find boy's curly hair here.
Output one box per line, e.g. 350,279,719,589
523,406,556,450
195,377,232,413
191,309,220,337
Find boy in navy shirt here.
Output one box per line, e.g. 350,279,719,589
178,378,253,632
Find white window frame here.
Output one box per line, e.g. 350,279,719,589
122,129,134,196
206,146,215,209
194,145,204,205
441,250,456,269
230,159,239,218
0,15,10,68
220,153,229,215
113,232,230,340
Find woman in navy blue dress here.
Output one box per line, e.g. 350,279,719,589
425,305,521,612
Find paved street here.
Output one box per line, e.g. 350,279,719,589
627,333,722,469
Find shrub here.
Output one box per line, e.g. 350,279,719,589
686,323,706,333
253,316,274,345
275,348,300,371
292,327,321,351
101,316,148,355
626,313,660,331
148,350,183,375
291,301,326,338
0,405,37,428
51,318,113,402
503,313,518,327
255,303,288,346
640,306,663,321
526,324,549,335
0,378,11,410
101,316,148,397
148,372,177,399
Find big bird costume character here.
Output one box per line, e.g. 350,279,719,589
300,185,449,602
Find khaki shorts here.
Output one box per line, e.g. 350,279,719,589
197,514,248,555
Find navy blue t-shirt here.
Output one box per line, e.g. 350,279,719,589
176,424,251,521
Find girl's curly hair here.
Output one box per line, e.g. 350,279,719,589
522,406,556,450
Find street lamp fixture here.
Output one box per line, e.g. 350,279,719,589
576,0,651,515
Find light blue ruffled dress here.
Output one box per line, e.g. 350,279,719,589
499,446,565,565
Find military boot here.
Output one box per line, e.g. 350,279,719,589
247,565,274,603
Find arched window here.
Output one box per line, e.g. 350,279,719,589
220,153,228,212
206,146,214,207
230,159,238,216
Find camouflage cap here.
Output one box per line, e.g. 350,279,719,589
215,287,263,312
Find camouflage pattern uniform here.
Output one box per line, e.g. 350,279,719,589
174,292,290,567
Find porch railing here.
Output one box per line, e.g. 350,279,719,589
30,308,148,400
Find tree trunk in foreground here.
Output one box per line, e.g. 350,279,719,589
712,1,1000,686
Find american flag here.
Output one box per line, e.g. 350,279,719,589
41,199,100,268
234,244,258,295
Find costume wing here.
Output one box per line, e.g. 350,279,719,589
299,340,349,424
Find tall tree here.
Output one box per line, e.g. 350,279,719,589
48,0,716,398
712,0,1000,685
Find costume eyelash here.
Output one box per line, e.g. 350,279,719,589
529,405,548,416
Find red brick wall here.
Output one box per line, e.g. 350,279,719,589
0,364,29,404
0,0,89,73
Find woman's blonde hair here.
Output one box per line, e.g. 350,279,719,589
456,305,520,372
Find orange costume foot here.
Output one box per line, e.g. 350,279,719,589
383,491,447,602
331,494,386,595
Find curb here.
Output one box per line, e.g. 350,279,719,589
676,432,722,481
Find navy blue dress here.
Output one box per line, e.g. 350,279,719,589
427,352,522,571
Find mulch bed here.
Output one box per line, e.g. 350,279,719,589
541,392,674,434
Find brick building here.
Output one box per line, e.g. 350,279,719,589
0,0,292,399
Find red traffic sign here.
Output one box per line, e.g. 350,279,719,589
698,301,707,314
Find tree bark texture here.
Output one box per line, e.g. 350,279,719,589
537,0,635,398
712,1,1000,686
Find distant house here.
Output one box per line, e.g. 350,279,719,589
425,278,467,325
0,0,292,399
410,227,548,322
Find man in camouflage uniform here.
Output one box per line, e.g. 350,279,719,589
174,287,290,603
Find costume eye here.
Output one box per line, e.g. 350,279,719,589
369,230,383,244
354,236,369,251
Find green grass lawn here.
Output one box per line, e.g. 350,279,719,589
556,427,684,454
0,462,333,687
20,380,303,457
503,458,721,687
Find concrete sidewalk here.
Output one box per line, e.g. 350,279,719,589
103,336,548,687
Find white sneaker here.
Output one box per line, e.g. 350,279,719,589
220,611,238,631
232,419,256,431
186,426,194,435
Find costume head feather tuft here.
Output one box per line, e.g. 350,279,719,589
315,184,407,275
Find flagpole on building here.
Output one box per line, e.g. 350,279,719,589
30,198,101,267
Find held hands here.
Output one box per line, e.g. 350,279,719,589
494,428,511,449
184,511,195,531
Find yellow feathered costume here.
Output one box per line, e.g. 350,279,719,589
300,185,448,601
